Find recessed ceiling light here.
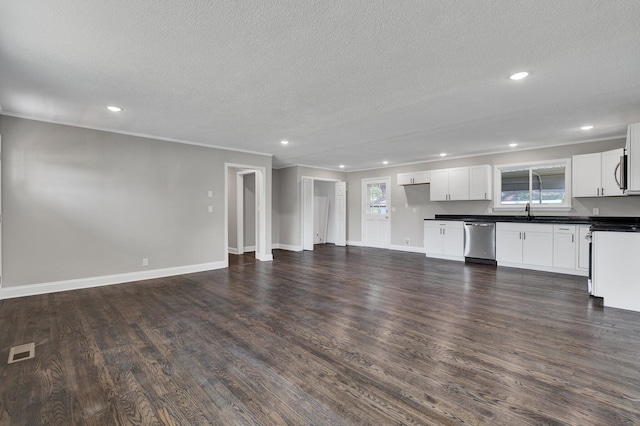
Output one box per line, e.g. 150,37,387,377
509,143,518,147
382,161,389,165
580,125,594,130
339,164,345,168
439,153,447,157
509,71,529,80
107,105,122,112
280,140,289,145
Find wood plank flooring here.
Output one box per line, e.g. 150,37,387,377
2,245,640,425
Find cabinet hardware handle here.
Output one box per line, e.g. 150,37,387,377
485,192,487,199
597,188,600,196
519,232,522,239
572,235,574,243
523,232,526,240
602,187,605,196
559,227,570,230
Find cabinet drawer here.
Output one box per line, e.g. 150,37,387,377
424,220,463,230
497,222,553,233
553,225,576,233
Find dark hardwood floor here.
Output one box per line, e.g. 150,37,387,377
2,245,640,425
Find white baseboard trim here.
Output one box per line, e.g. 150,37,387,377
347,240,363,247
272,243,303,251
0,261,227,300
497,262,587,277
243,245,256,253
256,253,274,262
389,244,427,254
425,253,465,262
228,247,239,255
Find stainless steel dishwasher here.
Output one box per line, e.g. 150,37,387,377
463,222,496,264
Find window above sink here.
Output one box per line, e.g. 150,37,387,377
493,159,572,211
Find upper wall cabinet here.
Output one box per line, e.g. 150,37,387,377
430,165,492,201
572,148,625,197
469,165,493,200
397,171,430,186
627,123,640,195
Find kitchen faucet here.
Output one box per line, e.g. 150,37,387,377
525,202,531,220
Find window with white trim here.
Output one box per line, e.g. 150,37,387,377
493,159,572,210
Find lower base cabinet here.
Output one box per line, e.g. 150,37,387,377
593,231,640,312
496,222,586,276
496,223,553,267
424,221,464,261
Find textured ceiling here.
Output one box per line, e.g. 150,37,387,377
1,1,640,170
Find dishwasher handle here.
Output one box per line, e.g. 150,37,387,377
464,222,494,227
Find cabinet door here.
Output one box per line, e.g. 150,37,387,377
553,229,576,269
577,226,590,270
522,231,553,266
572,153,601,197
397,173,413,185
429,169,449,201
442,227,464,257
424,225,443,255
448,168,469,200
413,171,430,184
627,123,640,193
496,230,523,263
469,165,491,200
601,148,625,196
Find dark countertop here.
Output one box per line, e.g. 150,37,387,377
426,215,640,231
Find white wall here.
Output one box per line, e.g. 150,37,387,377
274,166,346,249
0,115,272,289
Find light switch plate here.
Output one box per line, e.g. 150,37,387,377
593,207,600,215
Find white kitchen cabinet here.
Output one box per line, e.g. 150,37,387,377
522,229,553,266
430,167,469,201
577,225,590,271
592,231,640,311
424,221,464,261
397,171,430,185
553,225,576,269
572,148,624,197
429,169,450,201
495,227,523,264
627,123,640,194
496,222,553,268
469,165,492,200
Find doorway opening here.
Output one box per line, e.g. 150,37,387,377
301,177,346,251
225,163,271,262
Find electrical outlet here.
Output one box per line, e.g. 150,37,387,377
412,208,417,213
404,238,410,245
142,258,149,267
593,207,600,215
208,205,213,213
208,190,213,198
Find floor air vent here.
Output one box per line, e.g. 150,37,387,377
8,343,35,364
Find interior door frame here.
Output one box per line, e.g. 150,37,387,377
236,170,258,255
225,163,271,263
301,176,343,251
361,176,391,248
